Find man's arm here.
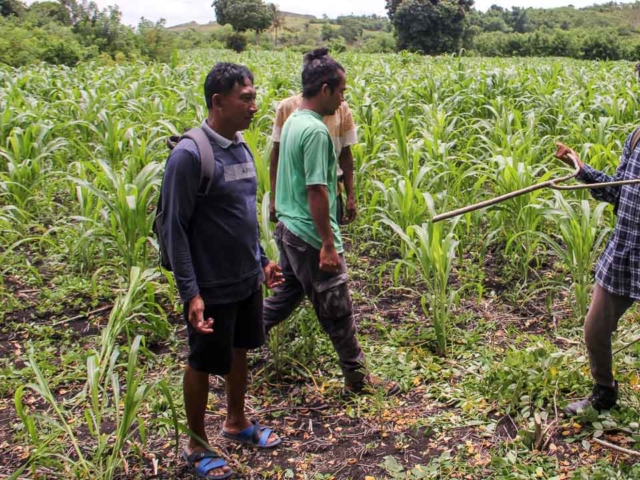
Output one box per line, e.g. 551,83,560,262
555,139,632,206
307,185,340,272
339,104,358,224
162,148,200,302
338,146,356,224
161,147,213,334
269,142,280,222
303,130,340,273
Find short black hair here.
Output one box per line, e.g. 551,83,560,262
301,48,345,99
204,62,254,109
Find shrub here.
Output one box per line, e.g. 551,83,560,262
226,32,248,52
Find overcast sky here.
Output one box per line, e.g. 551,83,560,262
35,0,640,27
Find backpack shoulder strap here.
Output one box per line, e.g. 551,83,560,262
630,127,640,154
181,127,216,194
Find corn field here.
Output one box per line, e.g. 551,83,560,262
2,51,640,479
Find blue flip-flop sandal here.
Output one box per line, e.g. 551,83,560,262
222,419,282,449
182,449,233,479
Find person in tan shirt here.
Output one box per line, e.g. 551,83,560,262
269,80,358,225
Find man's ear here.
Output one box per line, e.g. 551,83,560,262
211,93,223,109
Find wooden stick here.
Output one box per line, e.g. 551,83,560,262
613,336,640,356
432,154,640,223
432,179,559,223
593,438,640,457
552,178,640,190
51,305,112,326
433,158,580,223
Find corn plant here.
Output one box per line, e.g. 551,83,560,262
0,124,67,212
373,174,432,244
381,195,460,356
70,160,163,272
260,191,278,263
13,267,177,479
537,191,611,320
243,128,271,199
489,156,551,278
15,335,178,480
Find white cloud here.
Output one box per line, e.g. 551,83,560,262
26,0,640,27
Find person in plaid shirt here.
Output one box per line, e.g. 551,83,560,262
555,136,640,414
269,49,358,227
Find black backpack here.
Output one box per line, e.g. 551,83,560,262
154,127,216,271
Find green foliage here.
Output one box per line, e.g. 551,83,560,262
4,50,640,478
394,0,474,54
384,209,460,356
24,1,71,26
0,0,177,67
582,31,624,60
468,3,640,60
13,267,177,479
337,18,363,44
15,335,177,479
213,0,273,34
538,192,611,320
226,31,248,52
137,18,174,63
0,16,88,66
358,31,396,53
0,0,24,17
481,340,584,412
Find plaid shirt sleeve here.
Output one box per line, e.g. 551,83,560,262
577,133,633,206
578,131,640,299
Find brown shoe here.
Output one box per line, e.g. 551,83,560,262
344,375,400,397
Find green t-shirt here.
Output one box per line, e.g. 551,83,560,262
276,109,343,253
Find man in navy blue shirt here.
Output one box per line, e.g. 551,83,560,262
160,63,282,479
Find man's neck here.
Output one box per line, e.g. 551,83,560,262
300,98,325,117
206,116,237,141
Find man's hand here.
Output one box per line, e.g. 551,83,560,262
263,261,284,289
269,195,278,223
554,142,584,170
188,294,214,334
341,195,357,225
319,244,340,273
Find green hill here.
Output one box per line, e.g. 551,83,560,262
167,11,317,33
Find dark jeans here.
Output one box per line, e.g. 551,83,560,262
585,284,635,387
263,222,366,385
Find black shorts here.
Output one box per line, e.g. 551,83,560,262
184,288,265,376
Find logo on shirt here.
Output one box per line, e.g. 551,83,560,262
224,163,256,182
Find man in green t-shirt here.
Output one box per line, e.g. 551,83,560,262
264,48,398,397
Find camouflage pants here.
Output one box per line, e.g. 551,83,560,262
263,222,366,385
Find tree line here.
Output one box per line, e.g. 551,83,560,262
388,0,640,60
3,0,640,68
0,0,176,66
